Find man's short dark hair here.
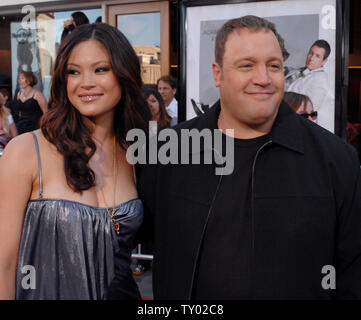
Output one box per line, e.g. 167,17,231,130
215,15,289,67
311,40,331,60
157,75,177,89
0,88,9,98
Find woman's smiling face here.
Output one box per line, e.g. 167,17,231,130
66,39,122,119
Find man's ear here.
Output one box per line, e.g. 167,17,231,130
212,61,222,87
172,88,176,96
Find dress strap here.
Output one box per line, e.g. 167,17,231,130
31,132,43,198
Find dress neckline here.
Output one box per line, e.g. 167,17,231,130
27,197,141,211
18,89,36,103
18,97,35,103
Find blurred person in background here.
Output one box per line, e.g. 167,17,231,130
132,88,176,277
157,75,178,122
0,93,17,156
145,88,176,134
0,88,18,125
283,91,318,122
61,11,89,42
14,71,47,134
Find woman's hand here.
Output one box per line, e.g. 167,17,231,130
63,19,73,28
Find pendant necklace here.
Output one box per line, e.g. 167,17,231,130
100,136,120,233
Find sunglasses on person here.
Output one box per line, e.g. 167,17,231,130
300,111,318,120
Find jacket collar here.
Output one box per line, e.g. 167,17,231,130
270,100,304,154
195,99,304,154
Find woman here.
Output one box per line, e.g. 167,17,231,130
61,11,89,42
0,23,150,299
15,71,48,134
0,93,18,156
144,89,176,135
283,91,317,121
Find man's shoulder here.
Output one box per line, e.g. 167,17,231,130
172,106,217,133
166,98,178,117
169,98,178,108
301,118,358,166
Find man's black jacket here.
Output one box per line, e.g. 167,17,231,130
137,101,361,299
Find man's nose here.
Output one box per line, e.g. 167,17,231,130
253,65,271,86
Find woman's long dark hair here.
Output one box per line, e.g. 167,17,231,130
71,11,89,26
41,23,151,193
144,89,171,130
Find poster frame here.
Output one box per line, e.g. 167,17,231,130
179,0,349,138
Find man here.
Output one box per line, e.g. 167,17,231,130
157,75,178,120
138,16,361,299
285,40,331,112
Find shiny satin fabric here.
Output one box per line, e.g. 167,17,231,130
15,198,143,300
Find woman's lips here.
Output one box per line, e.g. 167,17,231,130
79,94,103,102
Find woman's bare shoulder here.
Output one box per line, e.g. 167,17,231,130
33,89,46,99
1,132,38,168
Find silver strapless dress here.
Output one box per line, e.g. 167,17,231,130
16,197,143,300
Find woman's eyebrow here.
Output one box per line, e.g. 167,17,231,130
67,60,110,67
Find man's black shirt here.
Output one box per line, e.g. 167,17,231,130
194,133,270,299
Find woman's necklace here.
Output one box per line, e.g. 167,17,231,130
100,136,119,232
21,88,33,101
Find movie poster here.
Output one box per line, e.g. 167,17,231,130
184,0,338,133
10,22,44,98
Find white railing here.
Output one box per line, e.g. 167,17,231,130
131,244,153,261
